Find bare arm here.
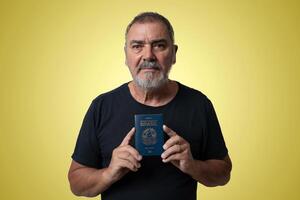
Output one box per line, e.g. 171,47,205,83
188,155,232,186
68,128,142,197
162,125,232,187
68,161,112,197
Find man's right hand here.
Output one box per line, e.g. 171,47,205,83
106,127,142,183
68,127,142,197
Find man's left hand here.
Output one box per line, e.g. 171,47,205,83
161,125,196,175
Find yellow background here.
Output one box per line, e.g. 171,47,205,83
0,0,299,199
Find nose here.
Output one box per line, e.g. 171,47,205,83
143,45,156,62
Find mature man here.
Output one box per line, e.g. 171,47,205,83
68,12,232,200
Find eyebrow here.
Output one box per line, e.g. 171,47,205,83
129,39,168,45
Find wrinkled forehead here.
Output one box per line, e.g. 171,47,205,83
126,21,171,43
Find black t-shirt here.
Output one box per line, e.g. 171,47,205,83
72,82,228,200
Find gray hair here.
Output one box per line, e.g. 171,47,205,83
125,12,175,44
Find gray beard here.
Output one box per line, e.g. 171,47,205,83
134,71,168,91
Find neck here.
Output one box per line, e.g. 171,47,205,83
128,80,178,107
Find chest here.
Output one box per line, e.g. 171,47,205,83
94,104,207,167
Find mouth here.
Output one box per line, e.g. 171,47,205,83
141,68,159,71
138,67,160,73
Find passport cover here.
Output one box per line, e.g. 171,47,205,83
134,114,163,156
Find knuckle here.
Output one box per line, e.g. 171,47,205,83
112,148,119,155
124,151,130,157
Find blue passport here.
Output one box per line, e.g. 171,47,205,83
134,114,164,156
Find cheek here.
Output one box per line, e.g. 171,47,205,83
158,53,173,66
126,53,142,68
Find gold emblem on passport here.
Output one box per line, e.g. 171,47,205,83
142,128,157,145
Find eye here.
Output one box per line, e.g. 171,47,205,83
131,44,143,50
153,43,166,51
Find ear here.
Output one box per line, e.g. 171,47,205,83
172,45,178,64
124,45,128,66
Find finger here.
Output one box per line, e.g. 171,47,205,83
163,135,181,150
163,125,176,137
161,144,181,159
118,159,139,171
119,145,142,161
162,153,182,163
118,152,141,169
121,127,135,146
118,150,141,166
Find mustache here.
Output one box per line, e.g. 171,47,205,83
138,60,161,71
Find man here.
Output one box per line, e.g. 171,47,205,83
68,12,232,200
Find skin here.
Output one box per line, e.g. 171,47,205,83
125,21,178,106
68,21,232,197
162,125,232,187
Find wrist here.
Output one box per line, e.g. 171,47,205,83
102,167,116,186
187,159,203,180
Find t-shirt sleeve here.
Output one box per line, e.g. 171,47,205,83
202,99,228,160
71,100,102,168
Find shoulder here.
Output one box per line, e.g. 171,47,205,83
176,82,217,116
177,82,211,104
93,83,128,101
89,83,129,110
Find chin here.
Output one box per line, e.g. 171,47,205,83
134,76,168,91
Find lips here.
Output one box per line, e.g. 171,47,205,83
138,67,160,73
141,68,158,72
140,65,160,70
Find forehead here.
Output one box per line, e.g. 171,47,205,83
126,21,170,42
